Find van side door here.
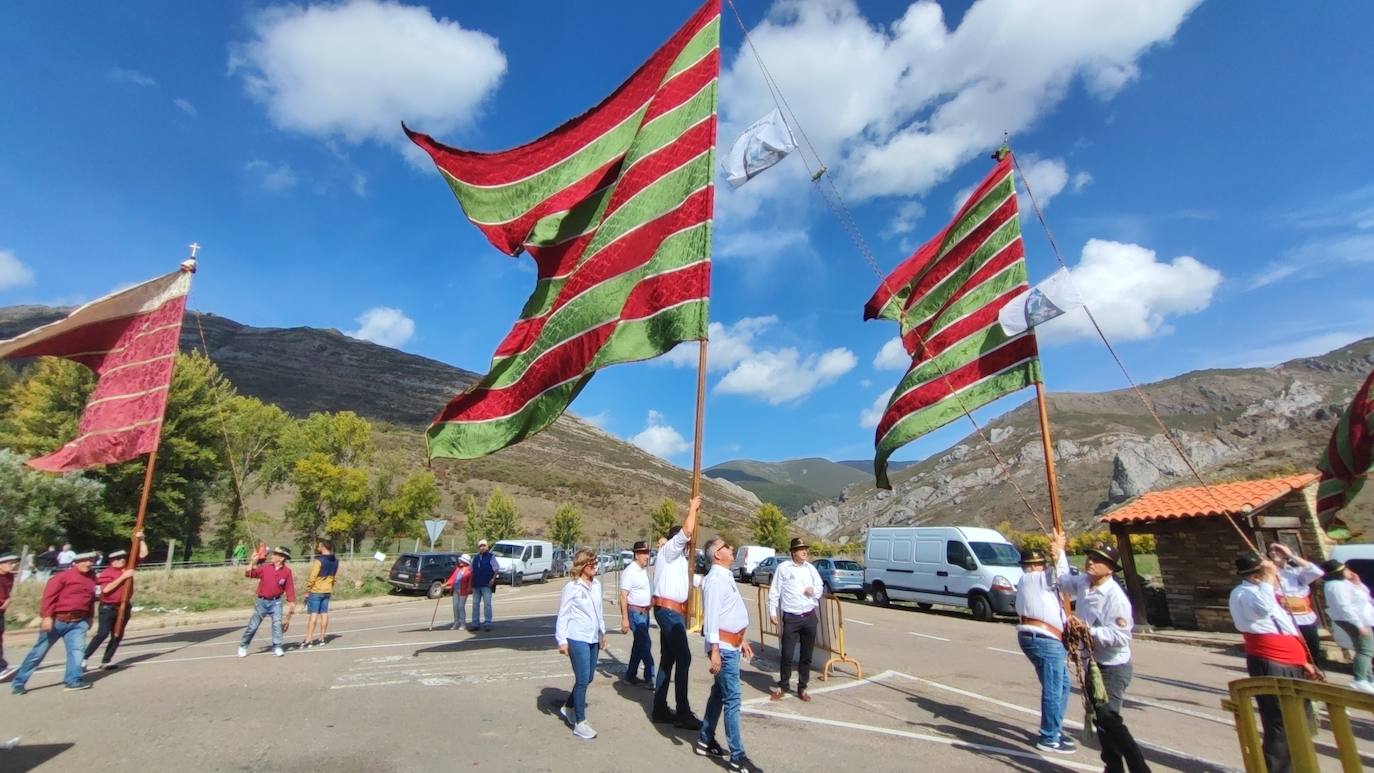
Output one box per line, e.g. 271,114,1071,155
945,540,978,598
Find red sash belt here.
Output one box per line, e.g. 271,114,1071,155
1242,632,1309,667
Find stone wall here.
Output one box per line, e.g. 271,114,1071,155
1154,518,1255,631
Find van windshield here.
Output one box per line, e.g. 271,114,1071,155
490,544,523,558
970,542,1020,567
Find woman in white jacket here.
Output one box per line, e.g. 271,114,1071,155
1321,559,1374,692
555,548,606,739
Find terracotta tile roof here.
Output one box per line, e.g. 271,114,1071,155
1098,473,1320,525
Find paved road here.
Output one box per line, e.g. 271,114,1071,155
2,580,1370,772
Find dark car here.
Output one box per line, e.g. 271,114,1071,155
816,558,866,600
388,552,461,598
751,556,781,587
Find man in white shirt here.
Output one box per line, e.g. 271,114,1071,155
651,497,702,730
56,544,75,570
1320,558,1374,692
697,537,762,773
767,537,823,702
1015,535,1074,756
1268,543,1325,666
619,540,655,687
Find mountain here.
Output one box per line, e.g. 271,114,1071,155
705,457,869,515
794,337,1374,544
836,459,918,475
0,306,766,541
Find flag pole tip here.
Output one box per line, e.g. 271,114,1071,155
992,144,1011,162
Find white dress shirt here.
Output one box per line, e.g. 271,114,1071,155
768,559,823,617
621,561,652,608
1229,579,1300,635
1056,552,1133,666
653,529,692,604
555,578,606,646
1015,566,1067,636
1324,578,1374,627
1276,562,1324,626
703,564,749,651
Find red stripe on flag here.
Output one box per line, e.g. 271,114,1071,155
896,197,1019,318
901,240,1026,353
904,285,1026,361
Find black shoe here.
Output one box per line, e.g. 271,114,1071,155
651,707,676,724
101,663,119,671
625,675,642,686
729,757,762,773
694,738,727,758
674,711,702,731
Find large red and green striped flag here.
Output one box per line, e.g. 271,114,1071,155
864,152,1041,488
405,1,719,460
1317,367,1374,530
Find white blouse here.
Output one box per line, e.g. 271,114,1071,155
555,578,606,645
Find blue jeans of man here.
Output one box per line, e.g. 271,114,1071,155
13,618,89,689
563,639,599,723
1018,630,1070,745
240,598,284,648
471,586,494,627
654,607,691,714
626,609,655,681
700,648,745,762
451,593,469,628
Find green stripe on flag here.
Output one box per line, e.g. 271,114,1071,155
664,17,720,82
902,217,1020,331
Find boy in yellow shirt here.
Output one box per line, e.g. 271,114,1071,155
302,540,339,648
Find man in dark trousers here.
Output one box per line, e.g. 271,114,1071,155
11,550,109,694
651,496,702,730
469,539,499,631
767,537,823,702
0,551,17,682
237,546,297,658
84,532,149,671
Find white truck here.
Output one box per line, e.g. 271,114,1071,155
490,539,554,586
731,545,776,582
863,526,1024,621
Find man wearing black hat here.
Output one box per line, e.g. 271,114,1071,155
84,533,149,671
1229,552,1317,773
767,537,823,702
11,550,104,694
619,540,655,686
0,551,17,682
237,546,297,658
1015,534,1074,755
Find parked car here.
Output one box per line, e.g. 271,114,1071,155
388,552,462,598
751,555,782,587
816,558,866,600
490,539,553,586
596,554,615,575
731,545,776,582
550,548,571,578
863,526,1023,621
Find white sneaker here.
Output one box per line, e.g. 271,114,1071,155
237,646,248,658
300,641,312,650
273,647,285,657
1352,680,1374,693
0,666,18,683
573,721,597,740
80,659,88,673
559,705,571,725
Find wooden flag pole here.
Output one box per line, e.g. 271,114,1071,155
686,339,708,630
114,446,159,637
1033,381,1065,536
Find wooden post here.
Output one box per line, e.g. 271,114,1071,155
164,539,176,576
686,340,708,630
1112,523,1152,631
1033,382,1065,535
114,448,160,636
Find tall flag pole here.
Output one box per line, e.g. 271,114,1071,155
405,0,720,463
1317,367,1374,536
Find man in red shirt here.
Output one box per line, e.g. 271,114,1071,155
237,546,297,658
84,532,150,671
12,550,112,694
0,551,18,682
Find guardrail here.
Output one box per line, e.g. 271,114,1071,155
1222,676,1374,772
755,586,862,681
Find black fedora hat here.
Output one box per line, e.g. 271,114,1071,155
1321,558,1347,579
788,537,810,552
1084,543,1121,571
1235,553,1266,576
1019,547,1047,565
632,540,650,554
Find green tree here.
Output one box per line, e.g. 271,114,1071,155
0,357,94,456
463,493,481,552
266,410,373,484
376,470,442,547
284,452,372,546
752,503,789,552
650,498,678,539
471,488,520,544
550,502,584,549
0,449,117,549
212,395,291,552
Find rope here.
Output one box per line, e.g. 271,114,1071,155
724,0,1051,535
187,291,252,546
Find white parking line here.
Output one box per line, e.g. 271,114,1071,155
986,646,1021,656
124,632,554,666
845,618,874,626
908,632,952,642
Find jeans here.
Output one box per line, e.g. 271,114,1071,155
470,586,494,627
626,609,655,681
1246,655,1310,773
654,608,692,714
240,598,284,648
452,593,469,628
778,610,818,691
563,640,599,723
306,592,331,614
1018,630,1070,745
14,618,89,689
700,648,745,762
85,604,125,665
1336,621,1373,682
1095,663,1150,773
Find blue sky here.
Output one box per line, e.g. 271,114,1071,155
2,0,1372,470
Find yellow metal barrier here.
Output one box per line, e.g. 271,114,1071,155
1222,677,1374,772
755,586,862,681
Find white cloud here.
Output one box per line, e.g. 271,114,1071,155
1039,238,1221,342
630,410,691,458
716,227,809,260
716,346,857,405
1218,331,1367,369
859,387,896,429
230,0,506,153
873,337,910,370
108,67,157,88
244,159,299,192
1071,171,1093,193
577,410,612,430
347,306,415,348
1249,186,1374,289
0,249,36,291
1017,154,1071,211
883,200,926,239
859,378,872,388
173,98,197,117
662,316,778,371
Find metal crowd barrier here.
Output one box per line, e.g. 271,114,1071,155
755,586,862,681
1222,676,1374,772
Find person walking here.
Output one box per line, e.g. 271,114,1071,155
1320,558,1374,692
768,537,823,703
83,533,149,671
619,541,654,687
237,547,297,658
231,541,248,568
0,552,17,682
651,496,702,730
1268,543,1325,666
444,554,473,630
1057,543,1150,773
556,548,606,740
11,550,105,694
301,540,338,649
1016,534,1075,755
696,537,762,772
469,540,499,631
1230,552,1317,773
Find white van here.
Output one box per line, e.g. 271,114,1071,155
731,545,776,581
863,526,1023,621
490,539,554,586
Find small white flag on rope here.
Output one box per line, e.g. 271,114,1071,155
998,268,1085,336
723,108,797,188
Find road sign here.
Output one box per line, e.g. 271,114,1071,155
424,519,447,549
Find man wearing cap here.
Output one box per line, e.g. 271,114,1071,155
444,554,473,630
768,537,823,702
652,496,703,730
619,540,655,686
1057,542,1149,773
237,546,297,658
301,539,338,649
1230,552,1317,773
0,551,18,682
11,550,106,694
697,536,762,772
84,533,150,671
1268,543,1326,667
469,539,499,631
1015,533,1075,755
1320,558,1374,692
